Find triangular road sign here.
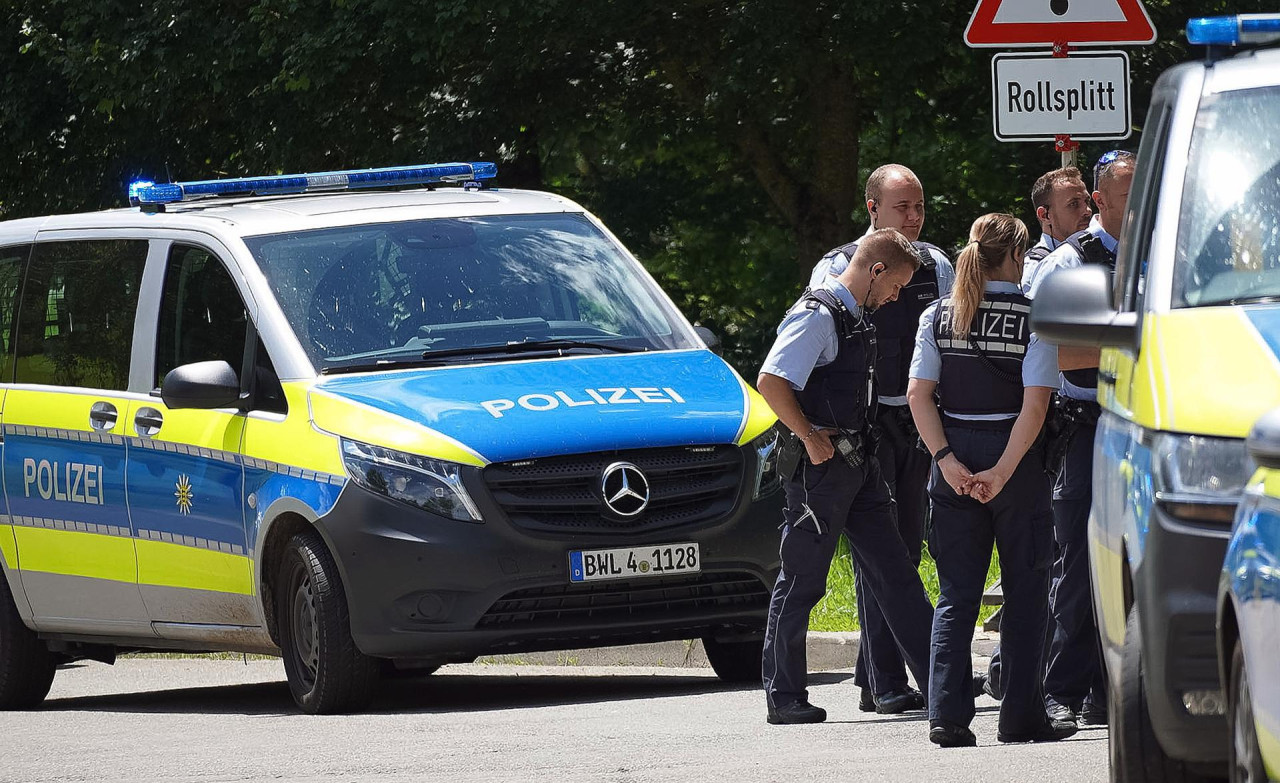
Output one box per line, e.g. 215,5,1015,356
965,0,1157,47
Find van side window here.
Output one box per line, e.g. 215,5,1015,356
250,335,287,415
155,245,248,388
0,245,29,382
13,240,147,390
1115,103,1172,313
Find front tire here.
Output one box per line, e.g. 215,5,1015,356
1111,605,1207,783
702,636,764,683
277,530,379,714
1228,640,1268,783
0,574,55,710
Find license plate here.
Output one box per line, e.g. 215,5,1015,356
569,543,701,583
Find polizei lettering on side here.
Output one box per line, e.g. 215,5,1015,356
481,387,687,418
22,458,106,505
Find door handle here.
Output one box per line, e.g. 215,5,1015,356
135,407,164,437
89,401,118,431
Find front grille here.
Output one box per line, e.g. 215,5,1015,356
482,445,744,534
476,571,769,629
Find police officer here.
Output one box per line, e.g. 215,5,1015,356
1022,150,1135,727
808,164,955,712
759,228,935,724
906,213,1074,746
981,165,1093,702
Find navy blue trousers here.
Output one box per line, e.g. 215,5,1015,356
762,454,934,708
927,422,1054,733
852,405,931,696
1044,420,1107,711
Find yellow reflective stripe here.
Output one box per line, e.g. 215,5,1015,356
12,527,137,583
0,523,16,570
1146,310,1280,437
308,385,486,466
1263,470,1280,499
237,383,348,476
736,385,777,446
1257,716,1280,781
1090,535,1128,648
134,538,253,595
2,388,131,435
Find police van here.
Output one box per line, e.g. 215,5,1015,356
1032,15,1280,782
0,162,784,713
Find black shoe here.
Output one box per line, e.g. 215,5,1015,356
767,699,827,725
1080,702,1108,726
1045,698,1076,723
997,718,1079,743
972,672,990,698
876,687,926,714
929,720,978,748
859,687,876,713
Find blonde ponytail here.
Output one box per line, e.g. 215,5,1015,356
949,214,1029,339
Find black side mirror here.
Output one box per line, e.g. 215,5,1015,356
161,360,242,410
694,325,722,356
1248,408,1280,470
1029,265,1138,348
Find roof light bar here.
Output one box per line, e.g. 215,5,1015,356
127,161,497,206
1187,14,1280,46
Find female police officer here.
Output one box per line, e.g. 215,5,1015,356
905,213,1074,747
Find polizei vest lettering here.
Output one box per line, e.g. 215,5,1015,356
481,387,687,418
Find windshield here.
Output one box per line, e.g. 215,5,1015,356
1174,86,1280,308
243,213,700,370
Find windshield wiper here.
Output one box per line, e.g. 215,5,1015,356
1197,294,1280,307
420,339,645,362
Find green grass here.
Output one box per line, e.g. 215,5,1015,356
808,537,1002,632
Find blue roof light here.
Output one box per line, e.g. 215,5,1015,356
127,161,498,206
1187,14,1280,46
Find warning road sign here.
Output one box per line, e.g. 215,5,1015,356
965,0,1157,47
991,51,1131,141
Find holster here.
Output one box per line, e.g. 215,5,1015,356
1042,396,1102,476
777,431,804,482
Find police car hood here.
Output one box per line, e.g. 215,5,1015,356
310,350,753,464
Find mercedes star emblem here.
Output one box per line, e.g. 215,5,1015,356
600,461,650,517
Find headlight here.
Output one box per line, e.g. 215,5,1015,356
1153,433,1254,524
752,425,782,499
341,439,483,522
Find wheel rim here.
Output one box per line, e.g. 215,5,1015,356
1234,663,1263,783
290,569,320,689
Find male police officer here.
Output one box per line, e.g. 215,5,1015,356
1022,150,1135,726
809,164,955,712
759,228,936,724
1027,167,1094,265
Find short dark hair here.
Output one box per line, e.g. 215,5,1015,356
865,164,921,204
854,228,920,274
1031,167,1085,210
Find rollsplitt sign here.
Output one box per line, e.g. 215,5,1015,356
991,51,1131,141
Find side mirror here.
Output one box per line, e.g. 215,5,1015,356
161,360,242,410
694,325,722,356
1029,265,1138,348
1248,408,1280,471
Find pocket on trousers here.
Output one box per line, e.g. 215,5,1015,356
1030,511,1056,571
779,524,828,576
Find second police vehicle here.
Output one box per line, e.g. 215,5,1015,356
1033,13,1280,783
0,162,784,713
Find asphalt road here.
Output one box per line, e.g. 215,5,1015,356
3,657,1107,783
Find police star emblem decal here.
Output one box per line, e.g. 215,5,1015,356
174,474,195,515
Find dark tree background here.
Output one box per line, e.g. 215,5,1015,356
0,0,1269,374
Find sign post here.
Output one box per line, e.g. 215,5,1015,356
964,0,1156,167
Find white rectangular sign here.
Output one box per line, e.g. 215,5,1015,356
991,51,1131,141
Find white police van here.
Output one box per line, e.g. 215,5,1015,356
0,163,784,713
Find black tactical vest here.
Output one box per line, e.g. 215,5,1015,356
933,291,1033,416
1060,229,1117,390
869,242,941,398
792,288,878,432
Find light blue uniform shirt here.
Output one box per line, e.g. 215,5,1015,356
1028,232,1064,257
908,281,1060,420
1021,215,1118,400
760,277,864,391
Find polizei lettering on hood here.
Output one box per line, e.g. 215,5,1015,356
481,387,686,418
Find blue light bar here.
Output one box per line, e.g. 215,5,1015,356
1187,14,1280,46
128,161,497,206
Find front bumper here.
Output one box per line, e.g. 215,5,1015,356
319,467,784,660
1134,502,1231,763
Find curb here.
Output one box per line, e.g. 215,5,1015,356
483,631,1000,670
